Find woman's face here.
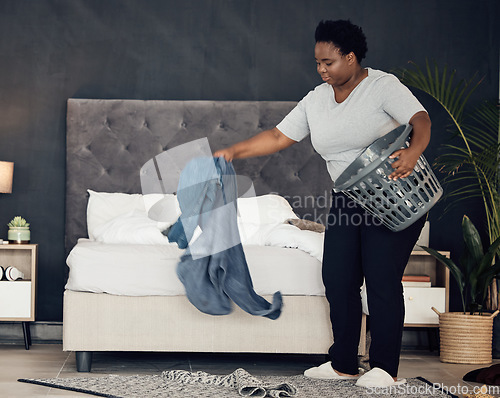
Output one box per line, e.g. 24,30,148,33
314,41,355,87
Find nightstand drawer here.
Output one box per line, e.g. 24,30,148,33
403,287,445,325
0,281,32,318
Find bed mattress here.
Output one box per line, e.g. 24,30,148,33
65,239,326,297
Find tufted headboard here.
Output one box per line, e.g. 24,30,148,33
65,99,333,253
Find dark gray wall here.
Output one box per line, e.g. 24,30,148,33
0,0,498,321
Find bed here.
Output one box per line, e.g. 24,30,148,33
63,99,367,372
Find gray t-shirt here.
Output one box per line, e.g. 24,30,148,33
276,68,427,183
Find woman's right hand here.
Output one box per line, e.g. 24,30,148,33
213,147,236,162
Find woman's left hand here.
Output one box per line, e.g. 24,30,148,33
388,147,421,180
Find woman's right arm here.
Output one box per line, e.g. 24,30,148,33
213,127,298,161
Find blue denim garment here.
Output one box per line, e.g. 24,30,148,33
167,156,282,320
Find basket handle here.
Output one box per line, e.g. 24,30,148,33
431,307,441,316
431,308,499,317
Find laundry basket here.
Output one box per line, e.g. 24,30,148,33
334,124,442,231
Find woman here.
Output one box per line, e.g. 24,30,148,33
214,19,431,388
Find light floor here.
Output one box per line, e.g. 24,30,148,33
1,344,499,397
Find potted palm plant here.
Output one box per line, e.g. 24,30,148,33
422,215,500,364
394,60,500,364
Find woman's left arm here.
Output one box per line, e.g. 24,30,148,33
388,111,431,180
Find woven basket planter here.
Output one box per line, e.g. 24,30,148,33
432,307,500,364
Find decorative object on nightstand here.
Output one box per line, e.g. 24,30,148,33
7,216,31,244
1,266,25,280
4,266,25,281
0,243,38,350
0,160,14,194
423,216,500,364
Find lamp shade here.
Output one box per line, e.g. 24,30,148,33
0,161,14,193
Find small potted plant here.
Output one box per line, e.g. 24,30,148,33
7,216,31,244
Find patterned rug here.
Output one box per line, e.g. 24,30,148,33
18,368,457,398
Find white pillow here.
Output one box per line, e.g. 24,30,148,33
92,209,172,245
237,221,277,246
87,190,145,240
263,224,324,262
143,194,181,231
86,191,182,239
237,194,298,225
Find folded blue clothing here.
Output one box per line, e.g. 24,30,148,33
167,156,282,320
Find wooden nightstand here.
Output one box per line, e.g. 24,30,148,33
403,250,450,327
0,244,38,349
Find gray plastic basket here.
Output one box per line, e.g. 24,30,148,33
334,124,442,231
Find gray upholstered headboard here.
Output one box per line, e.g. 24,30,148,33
65,99,332,253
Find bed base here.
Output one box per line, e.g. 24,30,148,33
63,290,366,372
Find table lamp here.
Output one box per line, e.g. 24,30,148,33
0,161,14,193
0,161,14,243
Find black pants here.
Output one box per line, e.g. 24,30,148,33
322,192,426,377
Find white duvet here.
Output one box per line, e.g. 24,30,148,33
65,239,326,297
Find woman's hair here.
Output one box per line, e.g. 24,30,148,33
315,20,368,63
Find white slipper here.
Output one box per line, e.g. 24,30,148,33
355,367,406,388
304,361,359,380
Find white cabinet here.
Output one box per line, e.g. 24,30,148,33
0,244,38,349
403,251,449,327
404,287,446,325
0,281,32,318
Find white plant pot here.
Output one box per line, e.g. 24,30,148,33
8,227,30,244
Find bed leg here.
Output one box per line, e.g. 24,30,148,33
75,351,93,372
